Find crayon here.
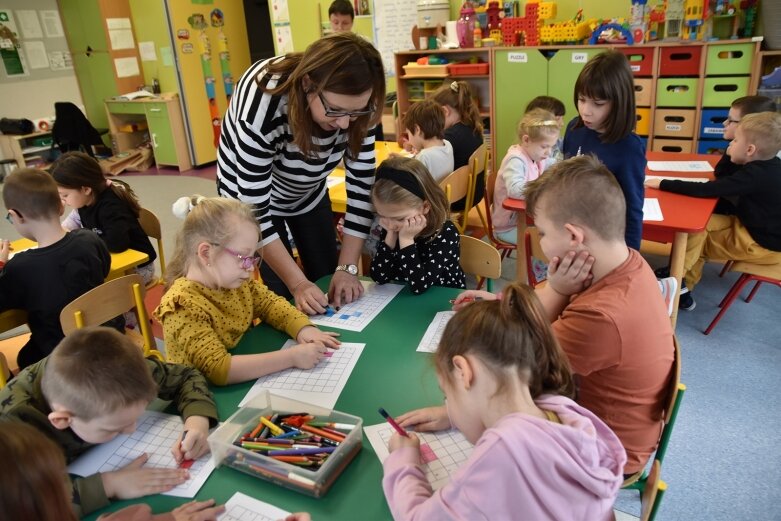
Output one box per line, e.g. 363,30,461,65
308,421,356,430
299,424,345,442
271,446,337,456
449,296,483,304
260,416,285,437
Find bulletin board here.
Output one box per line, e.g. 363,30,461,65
373,0,419,77
0,0,74,82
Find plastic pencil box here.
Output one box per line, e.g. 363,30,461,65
208,391,362,497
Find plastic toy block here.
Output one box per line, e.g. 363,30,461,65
538,2,557,19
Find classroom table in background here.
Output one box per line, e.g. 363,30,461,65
328,141,404,214
502,152,718,329
86,278,458,521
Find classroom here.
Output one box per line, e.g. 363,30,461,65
1,0,780,520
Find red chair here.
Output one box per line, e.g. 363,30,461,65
705,261,781,334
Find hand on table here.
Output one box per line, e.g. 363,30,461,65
288,342,329,369
397,405,451,432
644,178,662,189
281,514,312,521
451,290,497,311
101,454,189,499
171,499,225,521
547,251,595,297
328,270,364,309
292,280,329,315
172,415,210,463
296,325,341,349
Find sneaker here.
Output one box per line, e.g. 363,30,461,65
678,285,696,311
654,265,671,278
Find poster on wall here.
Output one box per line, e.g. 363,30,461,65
39,10,64,38
23,40,49,69
274,24,293,54
0,10,27,76
48,50,72,71
16,10,43,39
374,0,417,77
271,0,289,23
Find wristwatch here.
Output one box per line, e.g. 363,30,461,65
335,264,359,276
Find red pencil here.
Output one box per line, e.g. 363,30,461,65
378,407,408,437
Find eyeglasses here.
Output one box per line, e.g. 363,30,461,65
724,118,740,126
317,91,375,119
219,245,261,270
5,210,18,224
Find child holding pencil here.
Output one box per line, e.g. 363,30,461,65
383,283,625,520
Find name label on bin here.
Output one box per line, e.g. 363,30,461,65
508,52,528,63
665,124,682,131
572,53,588,64
704,128,724,135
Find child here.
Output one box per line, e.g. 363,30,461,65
525,95,566,160
155,196,340,386
0,326,219,517
50,151,157,285
384,283,625,520
328,0,354,32
0,168,110,369
369,156,465,294
492,108,561,245
0,422,225,521
456,155,674,476
402,99,454,182
562,50,645,250
645,112,781,310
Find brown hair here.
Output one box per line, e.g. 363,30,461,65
430,80,484,134
731,95,777,116
524,154,626,242
329,0,354,18
525,95,566,117
50,152,142,217
41,327,158,420
436,283,574,398
165,196,258,289
2,168,61,220
518,108,561,142
258,32,385,159
0,422,77,521
403,99,445,140
738,112,781,159
371,156,449,238
572,51,636,143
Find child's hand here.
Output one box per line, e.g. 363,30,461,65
281,514,312,521
0,239,10,263
389,431,420,453
288,342,329,369
451,290,497,311
172,415,211,463
398,213,427,243
547,251,595,297
397,405,451,432
644,178,662,189
297,325,341,349
171,499,225,521
101,454,189,499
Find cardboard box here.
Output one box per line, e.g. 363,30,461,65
111,131,149,154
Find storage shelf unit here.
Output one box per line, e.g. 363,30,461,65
0,131,54,169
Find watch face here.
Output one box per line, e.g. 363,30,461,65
347,264,358,275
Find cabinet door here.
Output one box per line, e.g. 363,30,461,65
547,49,603,125
493,49,548,167
145,103,177,166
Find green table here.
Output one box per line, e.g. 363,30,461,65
87,280,461,520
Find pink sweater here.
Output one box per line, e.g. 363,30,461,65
492,144,546,233
382,395,626,521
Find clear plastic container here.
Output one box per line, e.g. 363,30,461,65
208,391,363,497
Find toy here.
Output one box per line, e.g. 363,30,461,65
665,0,685,39
647,2,666,40
540,8,596,45
499,0,555,47
486,1,502,32
682,0,705,40
457,2,477,47
588,21,635,45
630,0,649,44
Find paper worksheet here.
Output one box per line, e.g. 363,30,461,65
240,340,365,409
67,411,215,498
643,198,664,222
647,161,714,172
310,281,404,332
365,423,473,490
416,311,455,353
218,492,291,521
646,175,709,183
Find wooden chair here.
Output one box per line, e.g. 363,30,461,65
524,227,550,288
623,335,685,491
459,235,502,292
439,165,472,233
0,353,9,389
466,144,489,232
60,274,164,361
482,169,517,260
138,208,166,288
705,260,781,335
640,460,667,521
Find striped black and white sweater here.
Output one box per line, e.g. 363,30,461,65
217,56,376,246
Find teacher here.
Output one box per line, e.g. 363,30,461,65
217,33,385,314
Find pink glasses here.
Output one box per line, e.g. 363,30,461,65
220,245,261,270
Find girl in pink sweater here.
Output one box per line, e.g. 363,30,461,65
383,283,626,521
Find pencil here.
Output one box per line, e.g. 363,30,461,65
378,407,408,437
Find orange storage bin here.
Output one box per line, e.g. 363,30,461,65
653,109,696,138
659,46,702,76
634,78,653,106
651,138,693,153
636,108,651,136
446,62,489,76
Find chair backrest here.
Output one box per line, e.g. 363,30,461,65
468,143,488,206
655,335,685,465
640,460,667,521
60,274,163,361
53,102,104,155
459,235,502,291
483,169,516,249
138,207,165,287
440,165,472,233
0,353,8,389
0,309,28,333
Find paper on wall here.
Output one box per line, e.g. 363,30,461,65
23,41,49,69
109,29,135,50
16,10,43,39
114,56,140,78
106,18,132,30
160,46,174,67
48,51,72,71
138,41,157,61
40,10,64,38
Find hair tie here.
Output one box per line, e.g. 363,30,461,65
172,195,207,219
375,164,425,199
450,81,458,92
105,179,113,187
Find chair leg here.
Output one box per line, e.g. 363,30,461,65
476,205,488,234
705,275,753,335
718,260,734,277
745,280,763,303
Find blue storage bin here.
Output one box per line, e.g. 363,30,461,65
697,139,730,155
700,108,729,138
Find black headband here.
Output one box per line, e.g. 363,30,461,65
375,164,425,199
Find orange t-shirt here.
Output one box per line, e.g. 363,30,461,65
553,248,674,474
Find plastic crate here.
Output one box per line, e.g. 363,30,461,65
697,139,729,155
659,46,702,76
653,109,696,138
636,108,651,135
702,77,750,107
402,63,448,77
618,47,654,76
634,78,653,106
699,108,729,138
656,78,698,107
651,138,693,153
447,62,489,76
705,43,754,75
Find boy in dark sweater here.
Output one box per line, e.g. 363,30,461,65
0,168,110,369
645,112,781,310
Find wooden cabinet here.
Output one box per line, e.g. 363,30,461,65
0,132,54,169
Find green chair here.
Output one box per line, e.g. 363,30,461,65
641,460,667,521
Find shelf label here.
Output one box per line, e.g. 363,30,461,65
507,52,528,63
703,127,724,135
631,65,641,72
572,52,588,64
665,124,682,131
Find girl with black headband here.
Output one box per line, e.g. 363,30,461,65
369,157,466,294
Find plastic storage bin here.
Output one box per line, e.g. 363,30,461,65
705,43,754,75
652,138,693,154
208,391,362,498
697,139,729,155
446,62,489,75
702,77,750,107
659,46,702,76
653,109,696,138
699,109,729,138
618,47,654,76
656,78,699,107
636,108,651,135
634,78,653,106
402,63,449,77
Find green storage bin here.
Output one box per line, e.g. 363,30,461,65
656,78,699,107
705,43,754,75
702,76,750,107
